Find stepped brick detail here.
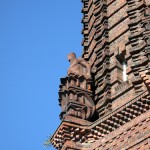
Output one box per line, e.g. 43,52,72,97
49,0,150,149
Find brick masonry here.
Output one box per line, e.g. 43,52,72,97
50,0,150,149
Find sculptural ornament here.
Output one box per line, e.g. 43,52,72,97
67,52,91,79
58,52,95,120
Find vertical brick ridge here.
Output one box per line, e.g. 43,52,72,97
81,0,111,118
93,0,111,117
126,0,149,94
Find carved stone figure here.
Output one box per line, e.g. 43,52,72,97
58,52,95,121
67,52,91,78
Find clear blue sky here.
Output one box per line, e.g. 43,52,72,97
0,1,82,150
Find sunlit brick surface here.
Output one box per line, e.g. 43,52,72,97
50,0,150,149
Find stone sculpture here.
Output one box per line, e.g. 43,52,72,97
67,52,91,78
58,52,95,120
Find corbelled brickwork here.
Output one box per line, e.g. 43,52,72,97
49,0,150,149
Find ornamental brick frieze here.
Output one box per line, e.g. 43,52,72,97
50,90,150,149
93,110,150,150
59,52,95,121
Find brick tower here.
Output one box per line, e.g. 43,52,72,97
50,0,150,149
